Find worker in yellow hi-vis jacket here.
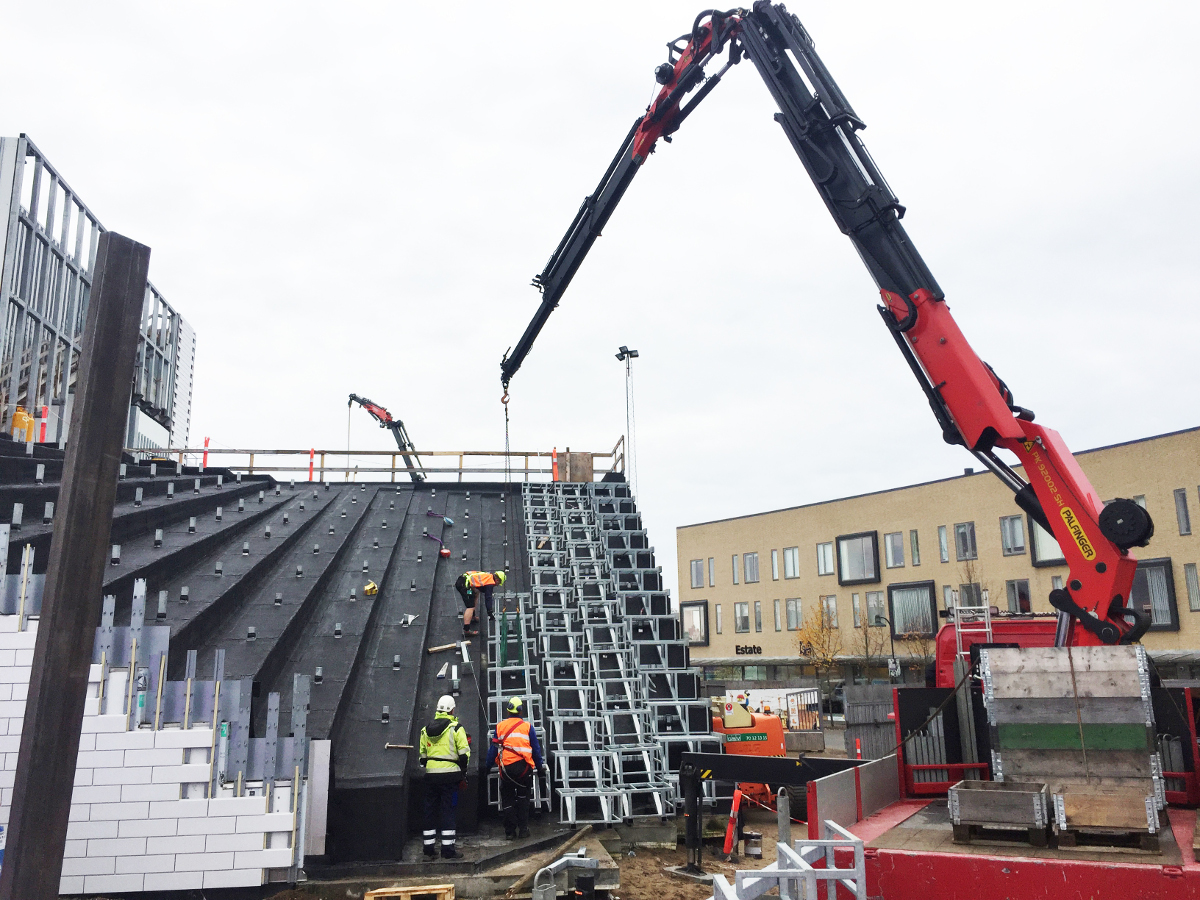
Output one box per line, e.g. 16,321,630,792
419,695,470,859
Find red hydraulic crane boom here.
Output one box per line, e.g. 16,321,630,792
348,393,424,482
499,3,1154,647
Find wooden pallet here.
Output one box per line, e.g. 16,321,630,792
952,823,1050,848
1057,826,1160,854
365,885,455,900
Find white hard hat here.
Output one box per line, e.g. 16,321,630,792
436,695,456,714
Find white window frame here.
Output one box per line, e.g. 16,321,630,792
783,546,801,579
708,557,715,587
815,542,834,577
771,549,779,581
1006,578,1031,613
884,532,905,568
785,598,802,631
734,601,750,633
1176,488,1192,536
1186,563,1200,613
1000,515,1026,556
852,593,862,628
866,591,886,626
774,599,782,631
715,603,723,634
910,530,920,566
689,559,704,589
744,552,760,584
754,600,762,632
732,555,739,585
954,522,977,561
820,595,838,629
938,525,949,563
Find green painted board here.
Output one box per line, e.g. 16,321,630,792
996,722,1152,752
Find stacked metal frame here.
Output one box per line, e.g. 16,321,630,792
487,481,708,825
0,135,191,445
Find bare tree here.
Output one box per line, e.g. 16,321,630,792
853,616,889,680
795,607,844,711
898,610,936,679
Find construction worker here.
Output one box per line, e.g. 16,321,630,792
419,695,470,859
485,697,545,839
454,569,506,636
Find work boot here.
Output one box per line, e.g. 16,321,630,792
518,827,530,839
442,849,464,860
505,829,516,840
423,847,438,859
463,626,478,637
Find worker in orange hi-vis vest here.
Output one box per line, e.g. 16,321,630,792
454,569,506,637
485,697,546,839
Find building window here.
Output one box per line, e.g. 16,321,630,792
732,555,739,585
836,532,879,586
680,601,709,646
734,602,750,633
1000,515,1026,556
754,600,763,632
744,552,760,584
1029,517,1066,566
1051,575,1064,591
959,583,982,606
1006,579,1031,613
816,542,835,576
774,599,782,631
942,585,954,609
771,549,779,581
954,522,977,561
690,559,704,589
708,557,715,587
866,591,887,626
887,581,937,637
783,546,801,579
852,593,862,628
1185,564,1200,613
820,595,839,629
1131,558,1179,631
884,532,905,568
1176,489,1192,536
938,526,949,563
715,604,723,635
785,599,802,630
910,530,921,566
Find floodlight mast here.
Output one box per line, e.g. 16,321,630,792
498,2,1154,646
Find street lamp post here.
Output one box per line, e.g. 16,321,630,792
615,346,638,490
874,614,898,683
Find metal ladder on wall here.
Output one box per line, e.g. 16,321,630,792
952,603,993,668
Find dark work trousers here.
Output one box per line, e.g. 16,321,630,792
499,761,533,836
422,772,461,857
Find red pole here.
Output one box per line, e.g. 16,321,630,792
855,738,862,760
551,447,559,482
202,436,210,470
723,788,743,855
38,406,46,443
308,448,315,482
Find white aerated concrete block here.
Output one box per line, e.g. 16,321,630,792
146,833,205,855
208,796,268,817
236,847,293,869
63,839,88,858
84,872,145,893
206,831,265,853
72,784,123,804
177,816,235,835
0,650,14,666
0,685,10,701
121,782,181,802
236,812,292,833
66,820,119,840
74,767,93,787
0,770,13,789
59,875,85,894
204,868,263,888
89,800,150,821
10,683,25,702
149,798,210,819
92,766,153,785
82,696,100,716
61,856,116,877
0,618,17,633
77,749,126,768
82,715,130,733
0,701,25,718
116,853,176,874
77,733,96,752
68,802,89,821
0,669,27,684
86,836,146,856
145,870,204,891
117,817,178,837
154,727,214,749
152,763,210,783
125,747,184,767
97,730,154,751
89,663,103,681
175,850,233,871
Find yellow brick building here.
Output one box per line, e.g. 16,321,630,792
677,426,1200,684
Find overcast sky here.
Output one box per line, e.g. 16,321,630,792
3,1,1198,596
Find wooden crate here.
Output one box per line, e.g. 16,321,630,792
365,885,455,900
1053,785,1160,852
949,779,1049,846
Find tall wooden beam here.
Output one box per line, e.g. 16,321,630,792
0,232,150,900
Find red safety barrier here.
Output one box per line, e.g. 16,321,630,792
723,788,743,855
551,447,559,481
202,436,210,470
39,405,46,443
308,448,315,482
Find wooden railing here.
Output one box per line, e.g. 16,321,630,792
127,436,625,483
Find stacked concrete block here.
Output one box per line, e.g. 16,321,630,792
0,610,311,895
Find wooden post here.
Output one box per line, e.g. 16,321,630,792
0,233,150,900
